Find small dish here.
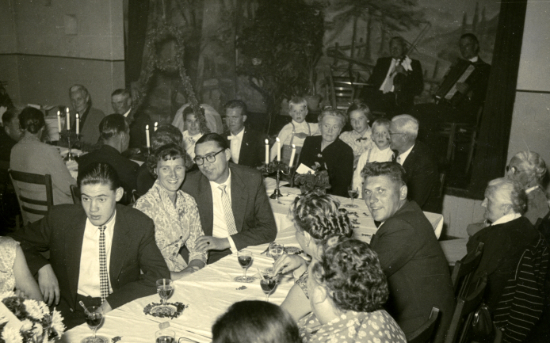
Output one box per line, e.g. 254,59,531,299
143,302,187,319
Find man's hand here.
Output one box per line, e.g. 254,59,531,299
38,264,59,306
456,82,470,94
195,236,230,252
394,64,406,75
273,254,307,276
98,300,112,314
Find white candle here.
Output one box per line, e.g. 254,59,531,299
75,113,80,135
289,144,296,167
66,108,70,130
265,139,269,164
57,111,61,133
276,137,281,162
154,122,158,132
145,125,150,148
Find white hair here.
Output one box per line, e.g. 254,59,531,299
391,114,418,140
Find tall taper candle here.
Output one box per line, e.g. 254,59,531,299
264,139,269,164
276,137,281,162
75,114,80,135
145,125,150,148
66,108,70,130
289,144,296,167
57,111,61,133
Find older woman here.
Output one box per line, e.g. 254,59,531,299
134,143,206,280
467,178,539,314
300,238,406,343
339,102,374,168
298,109,353,197
10,107,75,222
273,193,353,321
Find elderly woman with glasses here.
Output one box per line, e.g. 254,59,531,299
297,109,354,197
134,143,206,280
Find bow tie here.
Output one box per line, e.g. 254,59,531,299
356,137,369,142
227,136,236,140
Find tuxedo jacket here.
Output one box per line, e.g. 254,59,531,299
402,141,442,213
181,163,277,263
11,204,170,311
370,201,454,341
232,127,265,168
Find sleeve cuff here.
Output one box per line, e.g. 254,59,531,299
227,236,238,254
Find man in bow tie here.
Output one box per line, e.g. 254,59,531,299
365,37,424,117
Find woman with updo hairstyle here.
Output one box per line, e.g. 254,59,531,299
212,300,302,343
273,193,353,321
10,107,75,221
134,143,206,280
300,238,406,343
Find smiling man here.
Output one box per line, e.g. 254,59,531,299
11,162,169,329
362,162,454,341
181,133,277,263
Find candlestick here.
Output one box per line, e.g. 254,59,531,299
154,122,158,132
264,139,269,164
75,113,80,135
66,108,70,130
146,125,150,148
289,144,296,167
57,111,61,133
276,137,281,162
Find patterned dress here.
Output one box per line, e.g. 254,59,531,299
0,237,18,293
134,181,207,271
339,129,373,169
299,309,407,343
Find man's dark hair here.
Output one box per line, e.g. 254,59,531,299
151,124,183,150
224,100,247,117
196,133,229,150
390,36,407,50
111,88,131,98
78,162,121,190
2,108,19,126
361,162,407,187
19,107,45,134
99,114,128,141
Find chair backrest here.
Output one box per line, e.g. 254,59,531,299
444,275,488,343
70,184,81,204
9,169,54,225
328,67,359,110
406,307,440,343
451,241,484,298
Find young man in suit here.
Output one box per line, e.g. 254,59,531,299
362,162,454,342
11,162,170,329
181,133,277,263
224,100,265,168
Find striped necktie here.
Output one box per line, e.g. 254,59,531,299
98,225,109,303
218,185,238,235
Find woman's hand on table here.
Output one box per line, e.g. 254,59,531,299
273,254,307,277
196,236,230,252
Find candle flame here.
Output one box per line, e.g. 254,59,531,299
146,125,149,129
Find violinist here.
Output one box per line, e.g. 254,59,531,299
364,36,424,118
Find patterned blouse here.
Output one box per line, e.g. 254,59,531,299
134,181,207,271
339,129,373,168
299,309,407,343
0,237,18,293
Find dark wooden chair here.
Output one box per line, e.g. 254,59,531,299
407,307,440,343
444,275,488,343
70,184,81,204
327,67,360,110
9,169,53,225
451,241,484,298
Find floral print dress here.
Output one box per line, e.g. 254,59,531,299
0,237,18,293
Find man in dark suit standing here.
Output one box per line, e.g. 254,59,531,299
362,162,454,342
390,114,442,213
366,37,424,117
11,162,170,329
224,100,265,168
181,133,277,264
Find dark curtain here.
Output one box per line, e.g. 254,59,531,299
468,0,528,198
126,1,150,85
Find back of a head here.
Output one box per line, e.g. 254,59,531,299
77,162,121,191
99,114,127,142
196,132,229,150
152,124,184,150
2,107,19,127
212,300,301,343
361,162,407,187
19,107,45,134
391,114,418,140
514,150,547,184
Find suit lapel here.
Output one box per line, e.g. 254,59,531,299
198,174,214,236
65,212,87,304
230,166,247,231
110,207,132,286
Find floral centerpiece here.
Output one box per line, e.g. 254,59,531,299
294,162,330,195
0,292,65,343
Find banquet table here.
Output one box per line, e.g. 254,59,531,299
61,180,450,343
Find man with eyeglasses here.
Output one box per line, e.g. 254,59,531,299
390,115,442,213
181,133,277,263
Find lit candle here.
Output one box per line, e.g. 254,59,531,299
265,139,269,164
75,113,80,135
57,110,61,133
289,144,296,167
145,125,150,148
154,122,158,132
276,137,281,162
66,108,70,130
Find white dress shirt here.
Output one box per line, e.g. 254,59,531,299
228,128,245,164
396,145,414,165
209,171,238,253
379,56,413,93
122,108,131,118
491,213,521,226
77,212,116,297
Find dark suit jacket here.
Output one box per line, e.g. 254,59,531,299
401,141,442,213
231,127,265,168
77,144,140,201
181,163,277,263
0,127,16,162
370,201,454,341
71,106,105,146
298,136,353,197
11,204,170,315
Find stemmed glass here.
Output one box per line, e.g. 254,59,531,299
269,243,285,261
345,186,359,208
83,306,105,343
156,279,174,306
259,268,278,302
235,250,255,283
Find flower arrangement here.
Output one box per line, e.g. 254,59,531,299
294,162,331,195
0,292,64,343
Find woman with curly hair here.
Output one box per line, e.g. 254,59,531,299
301,238,406,343
273,193,353,321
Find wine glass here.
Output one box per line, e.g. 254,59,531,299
156,279,174,305
83,306,104,343
345,186,359,208
235,250,255,283
259,268,278,302
269,243,284,261
155,329,176,343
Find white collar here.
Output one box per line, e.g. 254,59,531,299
229,128,245,139
397,144,414,165
123,108,131,118
291,120,308,127
491,213,521,226
469,56,479,63
86,210,117,233
209,169,232,188
525,185,540,194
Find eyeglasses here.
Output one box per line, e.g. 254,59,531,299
194,149,225,166
389,131,405,136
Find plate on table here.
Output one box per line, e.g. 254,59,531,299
143,302,188,319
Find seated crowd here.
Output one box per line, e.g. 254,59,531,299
1,88,549,343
